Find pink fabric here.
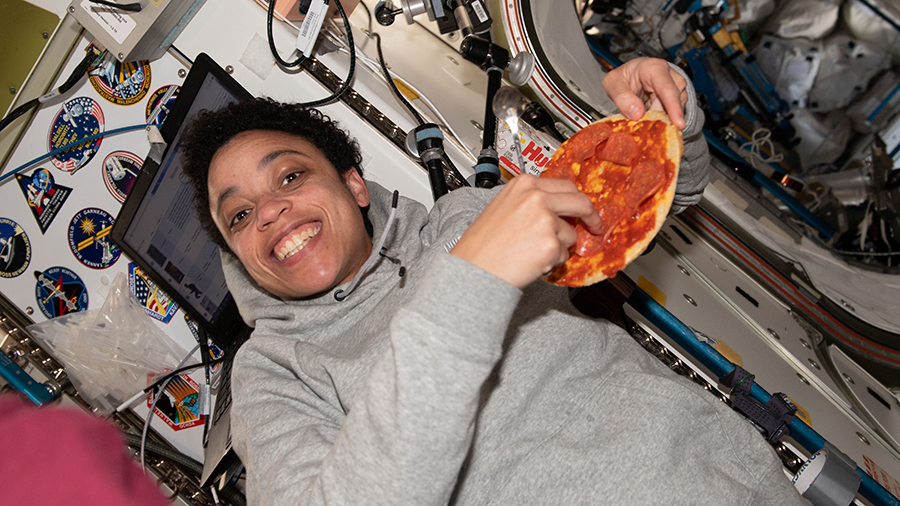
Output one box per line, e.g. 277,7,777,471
0,393,170,506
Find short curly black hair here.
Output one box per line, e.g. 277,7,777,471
180,98,370,255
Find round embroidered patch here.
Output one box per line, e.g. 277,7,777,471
0,217,31,278
67,207,120,269
102,151,142,203
48,97,105,173
89,55,152,106
145,85,180,125
34,265,88,318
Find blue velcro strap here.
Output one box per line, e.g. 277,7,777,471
415,126,443,142
475,162,501,177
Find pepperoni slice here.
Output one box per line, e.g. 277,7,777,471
557,122,613,164
574,199,628,257
598,132,640,167
540,162,577,183
624,158,666,209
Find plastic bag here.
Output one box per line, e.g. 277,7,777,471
27,273,188,414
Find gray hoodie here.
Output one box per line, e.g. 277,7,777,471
224,176,807,505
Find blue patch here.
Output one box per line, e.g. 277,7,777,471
48,97,105,173
128,262,179,323
34,266,88,318
67,208,120,269
15,168,71,233
145,85,180,125
0,218,31,278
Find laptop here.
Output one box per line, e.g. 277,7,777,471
110,52,253,488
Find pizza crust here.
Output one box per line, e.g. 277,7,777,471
544,110,683,287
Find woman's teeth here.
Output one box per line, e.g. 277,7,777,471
276,225,321,261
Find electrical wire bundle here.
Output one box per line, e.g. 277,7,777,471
0,48,103,134
266,0,356,107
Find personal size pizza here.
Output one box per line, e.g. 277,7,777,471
540,110,683,287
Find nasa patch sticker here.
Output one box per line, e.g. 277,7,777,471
0,218,31,278
49,97,105,173
34,266,88,318
102,151,141,203
145,85,180,125
15,168,71,233
89,54,152,106
148,374,203,431
128,263,179,323
67,208,120,269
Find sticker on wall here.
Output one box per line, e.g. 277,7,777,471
184,315,224,375
15,168,71,233
102,151,141,203
67,208,120,269
148,374,203,431
145,85,180,126
34,266,88,318
48,97,105,173
0,218,31,278
128,262,179,323
89,54,151,106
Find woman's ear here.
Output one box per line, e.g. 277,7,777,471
344,168,370,207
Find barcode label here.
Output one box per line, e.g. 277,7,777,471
295,0,329,56
471,0,488,23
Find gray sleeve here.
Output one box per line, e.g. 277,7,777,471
668,62,710,214
231,253,522,506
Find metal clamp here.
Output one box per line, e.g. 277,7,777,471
145,124,167,165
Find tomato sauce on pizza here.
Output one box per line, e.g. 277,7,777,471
540,112,682,287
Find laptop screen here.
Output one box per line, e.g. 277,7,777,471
112,53,253,348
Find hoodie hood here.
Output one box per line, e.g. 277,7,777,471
221,181,429,331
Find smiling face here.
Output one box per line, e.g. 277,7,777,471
208,130,372,299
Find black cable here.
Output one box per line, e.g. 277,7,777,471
0,98,39,134
267,0,305,68
122,433,247,506
197,327,213,447
359,0,373,36
299,0,357,107
142,353,228,395
0,48,99,134
88,0,142,12
370,32,424,124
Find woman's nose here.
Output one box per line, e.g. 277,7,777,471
256,195,290,228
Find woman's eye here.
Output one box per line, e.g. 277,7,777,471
230,210,249,228
282,171,302,186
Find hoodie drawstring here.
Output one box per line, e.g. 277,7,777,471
334,190,402,301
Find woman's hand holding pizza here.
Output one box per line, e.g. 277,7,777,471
450,175,604,289
602,57,688,130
